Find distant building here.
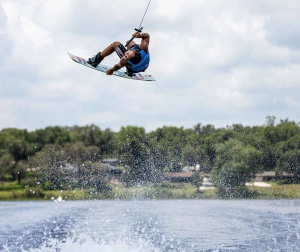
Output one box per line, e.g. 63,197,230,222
102,158,119,166
254,171,293,182
164,172,193,183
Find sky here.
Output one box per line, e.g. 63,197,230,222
0,0,299,132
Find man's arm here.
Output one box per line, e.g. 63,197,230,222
106,57,127,75
133,32,150,53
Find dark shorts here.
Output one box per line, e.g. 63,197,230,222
115,44,127,59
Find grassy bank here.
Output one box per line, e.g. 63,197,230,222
0,182,218,200
1,181,300,201
252,182,300,199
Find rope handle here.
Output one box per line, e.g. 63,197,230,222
125,27,143,47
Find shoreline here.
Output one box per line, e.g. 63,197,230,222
1,182,300,201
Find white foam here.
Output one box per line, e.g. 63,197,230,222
24,235,161,252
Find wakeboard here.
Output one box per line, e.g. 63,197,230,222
68,52,155,81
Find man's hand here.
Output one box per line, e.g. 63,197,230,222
132,31,141,38
106,60,126,75
106,69,114,75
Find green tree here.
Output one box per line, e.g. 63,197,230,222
13,160,28,184
114,126,150,185
69,125,115,156
28,126,70,146
275,133,300,182
191,169,203,193
212,139,263,197
29,142,106,190
148,126,187,172
81,161,111,192
276,150,300,182
0,129,30,180
265,116,276,126
194,123,216,136
181,132,211,171
0,153,14,180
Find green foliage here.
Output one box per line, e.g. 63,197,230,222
0,152,14,180
0,118,299,198
149,126,191,172
23,188,45,198
276,150,300,182
182,133,209,169
41,181,55,190
212,139,263,196
68,125,115,155
115,126,151,185
0,181,23,191
29,142,109,191
191,170,203,193
194,123,216,135
219,186,259,199
265,116,276,126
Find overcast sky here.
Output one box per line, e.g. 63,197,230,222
0,0,299,132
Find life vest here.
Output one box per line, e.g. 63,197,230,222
127,47,150,73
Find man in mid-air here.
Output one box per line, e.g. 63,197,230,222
87,31,150,76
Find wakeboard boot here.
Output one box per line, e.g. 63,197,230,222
87,52,103,67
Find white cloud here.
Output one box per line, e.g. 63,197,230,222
0,0,300,132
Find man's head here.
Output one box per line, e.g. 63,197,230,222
125,50,141,64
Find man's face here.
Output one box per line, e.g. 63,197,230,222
124,50,136,60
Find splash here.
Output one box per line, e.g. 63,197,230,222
1,233,184,252
24,235,161,252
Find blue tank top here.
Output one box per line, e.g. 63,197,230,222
127,46,150,73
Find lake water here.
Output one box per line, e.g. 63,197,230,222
1,199,300,251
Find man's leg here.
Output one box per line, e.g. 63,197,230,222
87,41,123,67
125,41,136,50
101,42,122,58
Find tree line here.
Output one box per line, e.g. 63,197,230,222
0,116,299,195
